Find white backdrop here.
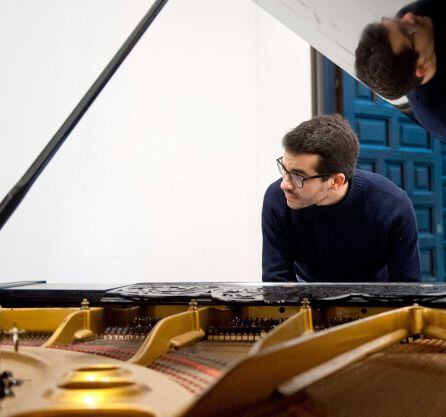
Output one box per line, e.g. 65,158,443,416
0,0,311,284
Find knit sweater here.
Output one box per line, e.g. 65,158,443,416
262,169,421,282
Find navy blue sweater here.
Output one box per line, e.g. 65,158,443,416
398,0,446,141
262,169,421,282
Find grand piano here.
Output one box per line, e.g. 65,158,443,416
1,1,446,417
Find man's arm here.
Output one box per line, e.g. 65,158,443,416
396,0,441,19
261,187,296,282
407,92,446,143
386,195,422,282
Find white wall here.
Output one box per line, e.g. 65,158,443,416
0,0,311,285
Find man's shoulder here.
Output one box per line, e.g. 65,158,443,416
262,179,290,221
355,169,409,204
407,54,446,140
264,178,284,201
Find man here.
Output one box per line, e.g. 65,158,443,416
355,0,446,141
262,114,421,282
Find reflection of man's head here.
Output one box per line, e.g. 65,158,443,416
355,12,435,99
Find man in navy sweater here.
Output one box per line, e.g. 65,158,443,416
262,114,421,282
355,0,446,141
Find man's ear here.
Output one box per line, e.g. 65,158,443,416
332,173,346,189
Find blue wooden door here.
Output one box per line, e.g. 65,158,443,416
324,61,444,281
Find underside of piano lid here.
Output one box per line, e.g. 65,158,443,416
253,0,407,84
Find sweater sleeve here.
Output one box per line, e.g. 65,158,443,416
386,195,422,282
407,93,446,143
261,187,296,282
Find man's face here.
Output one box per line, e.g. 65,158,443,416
279,152,332,210
382,12,434,63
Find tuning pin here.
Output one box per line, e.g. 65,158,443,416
0,371,13,380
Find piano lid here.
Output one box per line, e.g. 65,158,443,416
254,0,423,114
253,0,407,86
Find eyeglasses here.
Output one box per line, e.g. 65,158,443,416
276,157,329,188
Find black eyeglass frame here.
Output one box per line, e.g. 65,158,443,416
276,157,331,188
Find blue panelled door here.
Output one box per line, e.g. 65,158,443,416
325,61,444,281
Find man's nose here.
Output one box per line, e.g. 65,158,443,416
280,174,294,191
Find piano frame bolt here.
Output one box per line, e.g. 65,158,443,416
80,298,90,311
188,299,198,311
301,298,311,309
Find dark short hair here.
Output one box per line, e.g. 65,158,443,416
355,23,421,99
282,114,359,181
